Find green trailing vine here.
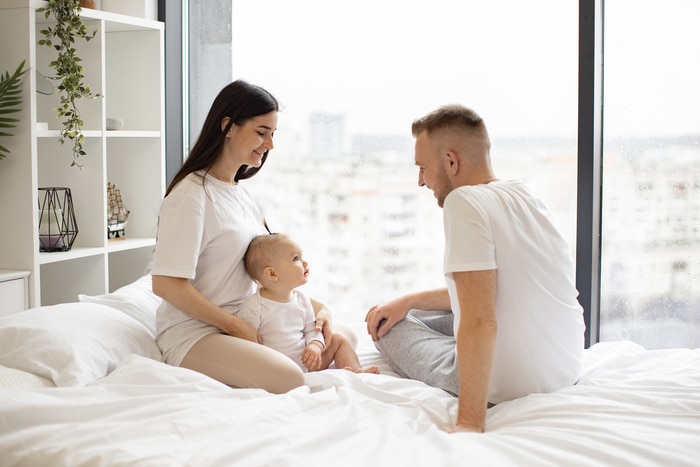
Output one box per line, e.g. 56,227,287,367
37,0,102,169
0,60,28,160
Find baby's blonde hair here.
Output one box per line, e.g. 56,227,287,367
244,233,288,281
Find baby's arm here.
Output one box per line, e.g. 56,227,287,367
302,294,325,348
235,296,263,343
301,293,325,370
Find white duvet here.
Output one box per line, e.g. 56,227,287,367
1,337,699,467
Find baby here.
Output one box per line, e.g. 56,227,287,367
238,233,378,374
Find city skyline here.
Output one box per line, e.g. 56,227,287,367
187,0,700,350
245,109,700,349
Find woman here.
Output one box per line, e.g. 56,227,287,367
152,80,333,393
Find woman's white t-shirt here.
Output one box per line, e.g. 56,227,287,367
152,171,267,365
443,180,585,404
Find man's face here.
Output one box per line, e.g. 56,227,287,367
414,131,453,208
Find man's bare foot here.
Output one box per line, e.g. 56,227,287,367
345,366,379,374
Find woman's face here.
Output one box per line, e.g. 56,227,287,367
224,111,278,168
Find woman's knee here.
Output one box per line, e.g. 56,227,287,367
265,358,304,393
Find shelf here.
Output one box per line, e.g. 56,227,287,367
36,130,161,138
107,237,156,252
39,246,105,265
36,130,102,138
32,2,163,32
0,1,165,306
106,130,161,138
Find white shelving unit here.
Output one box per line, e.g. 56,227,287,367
0,0,164,308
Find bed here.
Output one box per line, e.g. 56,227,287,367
1,275,699,466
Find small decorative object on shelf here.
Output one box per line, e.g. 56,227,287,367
106,117,124,130
107,182,130,241
38,187,78,252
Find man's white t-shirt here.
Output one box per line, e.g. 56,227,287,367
152,171,267,365
237,289,325,372
443,180,585,404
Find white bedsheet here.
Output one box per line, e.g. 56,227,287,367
1,336,699,466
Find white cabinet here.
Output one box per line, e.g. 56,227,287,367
0,270,30,316
0,1,164,308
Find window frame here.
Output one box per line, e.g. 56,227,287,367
577,0,603,347
164,0,605,348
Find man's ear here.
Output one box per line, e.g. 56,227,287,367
444,150,460,175
263,266,278,282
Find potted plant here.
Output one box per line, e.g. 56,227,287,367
37,0,101,169
0,60,28,161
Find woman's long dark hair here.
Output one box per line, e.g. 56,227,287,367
165,80,279,197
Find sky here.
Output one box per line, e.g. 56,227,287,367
603,0,700,138
230,0,579,140
228,0,699,142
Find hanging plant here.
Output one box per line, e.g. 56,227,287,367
37,0,102,169
0,60,28,160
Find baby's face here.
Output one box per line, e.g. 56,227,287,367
270,238,309,289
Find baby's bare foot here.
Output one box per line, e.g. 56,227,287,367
345,366,379,374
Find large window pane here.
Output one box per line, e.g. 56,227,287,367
191,1,578,322
601,0,700,348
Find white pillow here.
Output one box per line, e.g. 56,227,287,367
0,364,55,389
78,274,161,336
0,302,162,387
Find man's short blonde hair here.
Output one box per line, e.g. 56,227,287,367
411,104,491,151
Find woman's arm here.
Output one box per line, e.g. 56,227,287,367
152,275,260,343
309,297,333,344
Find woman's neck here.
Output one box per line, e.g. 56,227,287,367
208,168,237,185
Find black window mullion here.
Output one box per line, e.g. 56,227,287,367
577,0,604,348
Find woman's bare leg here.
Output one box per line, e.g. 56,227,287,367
181,333,304,393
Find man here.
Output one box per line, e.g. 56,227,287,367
365,104,585,433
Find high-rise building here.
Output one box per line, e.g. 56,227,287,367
309,113,345,159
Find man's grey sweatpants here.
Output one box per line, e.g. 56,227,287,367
374,309,459,396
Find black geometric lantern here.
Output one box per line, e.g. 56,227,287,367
38,187,78,252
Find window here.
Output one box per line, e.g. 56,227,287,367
186,1,578,322
600,0,700,348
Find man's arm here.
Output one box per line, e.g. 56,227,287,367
365,288,451,341
448,269,497,433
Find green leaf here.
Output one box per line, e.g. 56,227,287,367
0,59,28,159
36,1,101,169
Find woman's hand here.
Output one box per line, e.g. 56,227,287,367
223,315,262,343
153,275,261,342
314,307,333,346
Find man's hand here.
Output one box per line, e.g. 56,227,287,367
444,423,483,434
366,289,451,341
365,299,410,341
